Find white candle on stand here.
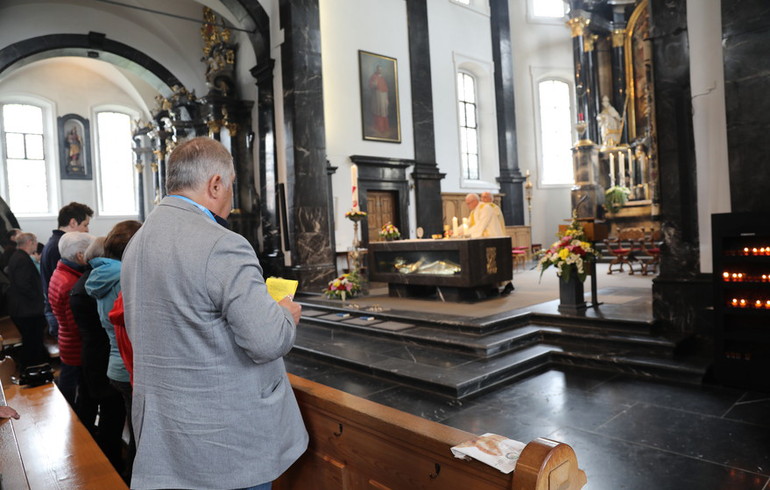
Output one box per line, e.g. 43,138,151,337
609,153,615,187
628,149,635,188
619,152,625,187
351,164,359,211
452,216,459,236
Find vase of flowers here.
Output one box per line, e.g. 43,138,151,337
537,212,599,312
379,222,401,241
323,271,362,301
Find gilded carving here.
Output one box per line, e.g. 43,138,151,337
566,17,591,38
612,29,626,48
486,247,498,274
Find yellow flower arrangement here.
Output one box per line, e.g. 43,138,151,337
537,214,599,282
379,222,400,240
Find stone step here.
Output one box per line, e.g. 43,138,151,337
293,323,557,398
299,303,665,357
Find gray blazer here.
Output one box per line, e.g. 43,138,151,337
122,197,308,489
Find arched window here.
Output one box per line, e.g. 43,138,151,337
536,78,574,186
1,102,54,215
95,110,136,215
457,72,479,181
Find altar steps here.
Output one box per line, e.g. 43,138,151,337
293,302,706,399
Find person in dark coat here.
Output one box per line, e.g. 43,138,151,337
70,236,126,477
40,202,93,338
6,232,49,369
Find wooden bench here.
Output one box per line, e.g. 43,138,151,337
277,374,587,490
1,379,127,489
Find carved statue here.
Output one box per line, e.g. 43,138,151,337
597,95,622,148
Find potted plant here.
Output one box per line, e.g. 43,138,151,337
604,185,631,214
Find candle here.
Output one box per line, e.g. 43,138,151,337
722,272,730,282
452,216,459,236
462,217,469,237
731,298,738,307
351,164,359,211
628,149,634,187
755,300,763,309
619,152,625,186
609,153,615,187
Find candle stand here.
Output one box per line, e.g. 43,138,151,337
345,211,368,295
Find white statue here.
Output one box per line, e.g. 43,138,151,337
597,95,622,148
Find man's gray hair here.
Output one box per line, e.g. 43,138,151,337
84,236,107,262
15,232,36,248
58,232,95,262
165,137,235,194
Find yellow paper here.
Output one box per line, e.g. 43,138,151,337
266,277,299,302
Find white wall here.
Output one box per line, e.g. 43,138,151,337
428,0,498,193
688,0,731,273
0,58,148,239
320,0,413,250
509,0,574,248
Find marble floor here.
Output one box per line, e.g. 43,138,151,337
287,263,769,490
285,353,770,490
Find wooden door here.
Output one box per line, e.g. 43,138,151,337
367,190,398,244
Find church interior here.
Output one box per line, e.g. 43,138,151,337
1,0,769,488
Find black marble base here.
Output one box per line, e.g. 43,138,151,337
388,283,500,302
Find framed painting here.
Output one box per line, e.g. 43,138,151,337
58,113,92,180
358,50,401,143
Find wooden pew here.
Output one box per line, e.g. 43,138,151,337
1,379,127,489
277,374,587,490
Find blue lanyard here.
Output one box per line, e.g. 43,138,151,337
169,195,216,222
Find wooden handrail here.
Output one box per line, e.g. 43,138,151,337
278,374,586,490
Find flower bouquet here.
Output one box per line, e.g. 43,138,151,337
537,214,599,283
379,222,401,241
323,271,361,301
345,210,367,222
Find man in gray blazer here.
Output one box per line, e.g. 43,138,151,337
122,137,308,489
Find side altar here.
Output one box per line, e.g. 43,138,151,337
368,237,512,301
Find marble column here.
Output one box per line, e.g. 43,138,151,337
279,0,336,291
490,0,524,226
648,0,713,339
567,14,600,143
722,0,770,214
610,23,628,144
250,60,285,279
407,0,445,237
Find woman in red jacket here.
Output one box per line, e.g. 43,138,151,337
48,231,95,417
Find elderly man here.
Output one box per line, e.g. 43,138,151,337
122,137,307,490
40,202,94,338
465,193,515,295
6,232,49,368
48,232,95,415
465,193,505,238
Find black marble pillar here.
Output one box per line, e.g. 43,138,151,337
648,0,713,340
250,60,285,278
406,0,445,237
568,14,600,143
610,26,628,145
722,0,770,214
279,0,336,291
584,33,600,140
490,0,524,226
